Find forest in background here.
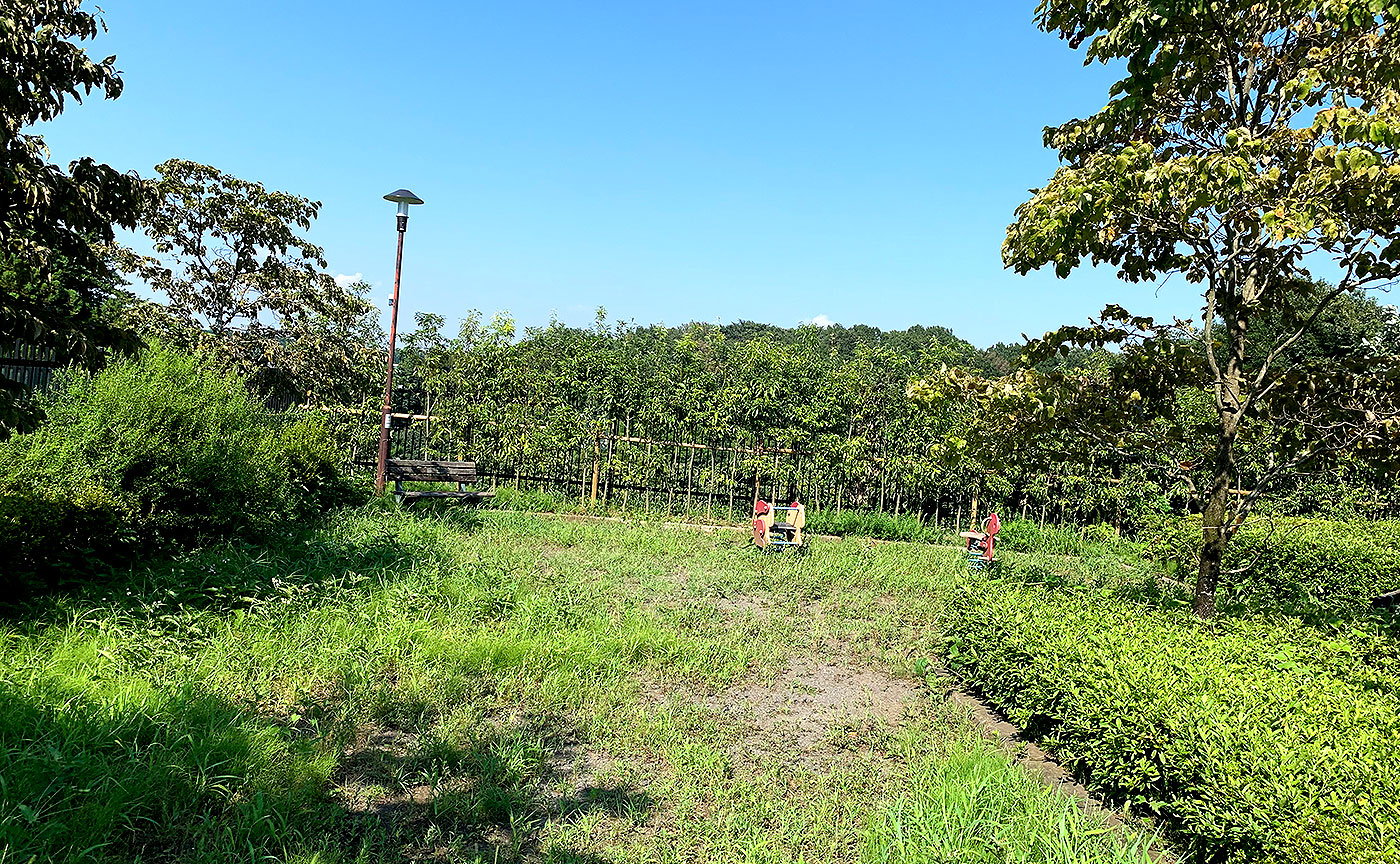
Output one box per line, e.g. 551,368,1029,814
336,288,1400,533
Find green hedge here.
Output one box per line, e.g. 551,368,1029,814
1143,516,1400,618
940,578,1400,863
0,345,360,599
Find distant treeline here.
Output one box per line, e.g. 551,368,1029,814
328,304,1397,529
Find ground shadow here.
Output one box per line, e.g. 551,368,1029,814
3,506,461,629
2,678,650,863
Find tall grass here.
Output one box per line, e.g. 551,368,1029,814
866,742,1153,864
1,507,1159,863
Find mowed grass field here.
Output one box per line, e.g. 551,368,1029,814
1,507,1159,864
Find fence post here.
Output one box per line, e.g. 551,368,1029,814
580,438,589,507
728,444,737,519
621,417,631,513
603,424,615,505
708,446,716,520
753,444,761,512
590,435,601,505
667,444,677,514
685,444,696,512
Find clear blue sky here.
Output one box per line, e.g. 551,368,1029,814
39,1,1194,348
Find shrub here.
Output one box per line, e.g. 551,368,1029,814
1142,515,1400,618
940,579,1400,864
0,345,359,599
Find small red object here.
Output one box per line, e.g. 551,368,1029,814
754,499,770,516
963,513,1001,562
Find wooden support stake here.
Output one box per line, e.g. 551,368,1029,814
666,444,677,514
728,445,737,518
708,447,715,520
590,437,600,505
579,440,588,507
621,417,631,512
603,425,615,505
685,445,696,511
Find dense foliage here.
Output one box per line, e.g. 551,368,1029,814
0,344,358,600
938,0,1400,615
940,575,1400,864
375,310,1400,537
0,0,147,434
116,160,383,409
1142,515,1400,619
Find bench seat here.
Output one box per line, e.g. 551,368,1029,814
383,459,495,506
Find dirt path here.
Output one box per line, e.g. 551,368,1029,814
684,590,1178,864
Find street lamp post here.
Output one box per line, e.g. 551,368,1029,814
375,188,424,496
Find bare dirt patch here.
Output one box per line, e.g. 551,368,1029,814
708,593,771,619
712,657,919,769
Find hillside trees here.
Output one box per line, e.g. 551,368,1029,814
117,160,381,407
919,1,1400,617
0,0,147,433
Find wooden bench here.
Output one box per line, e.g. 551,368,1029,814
383,459,496,506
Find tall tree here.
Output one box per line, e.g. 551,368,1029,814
0,0,146,433
118,160,379,407
931,1,1400,616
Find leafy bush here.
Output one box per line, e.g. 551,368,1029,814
940,578,1400,864
1142,516,1400,618
0,345,360,598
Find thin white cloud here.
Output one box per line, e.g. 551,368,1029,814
810,314,834,328
334,272,363,288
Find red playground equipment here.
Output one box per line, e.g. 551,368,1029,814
752,499,806,552
960,513,1001,570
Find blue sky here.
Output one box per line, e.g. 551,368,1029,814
39,1,1196,347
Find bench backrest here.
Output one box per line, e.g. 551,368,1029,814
385,459,478,483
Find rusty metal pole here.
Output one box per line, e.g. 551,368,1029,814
375,189,421,495
374,224,406,496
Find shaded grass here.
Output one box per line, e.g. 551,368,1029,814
1,508,1158,863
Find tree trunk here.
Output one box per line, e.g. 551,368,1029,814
1194,464,1232,618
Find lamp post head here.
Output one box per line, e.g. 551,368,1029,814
384,189,423,227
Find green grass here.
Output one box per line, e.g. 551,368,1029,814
0,507,1156,863
866,741,1154,864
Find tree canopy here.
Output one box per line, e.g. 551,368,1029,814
918,1,1400,616
118,160,380,408
0,0,146,433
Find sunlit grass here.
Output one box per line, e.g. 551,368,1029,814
1,507,1157,863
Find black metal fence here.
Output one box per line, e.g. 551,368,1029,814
371,413,1089,531
0,341,62,392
